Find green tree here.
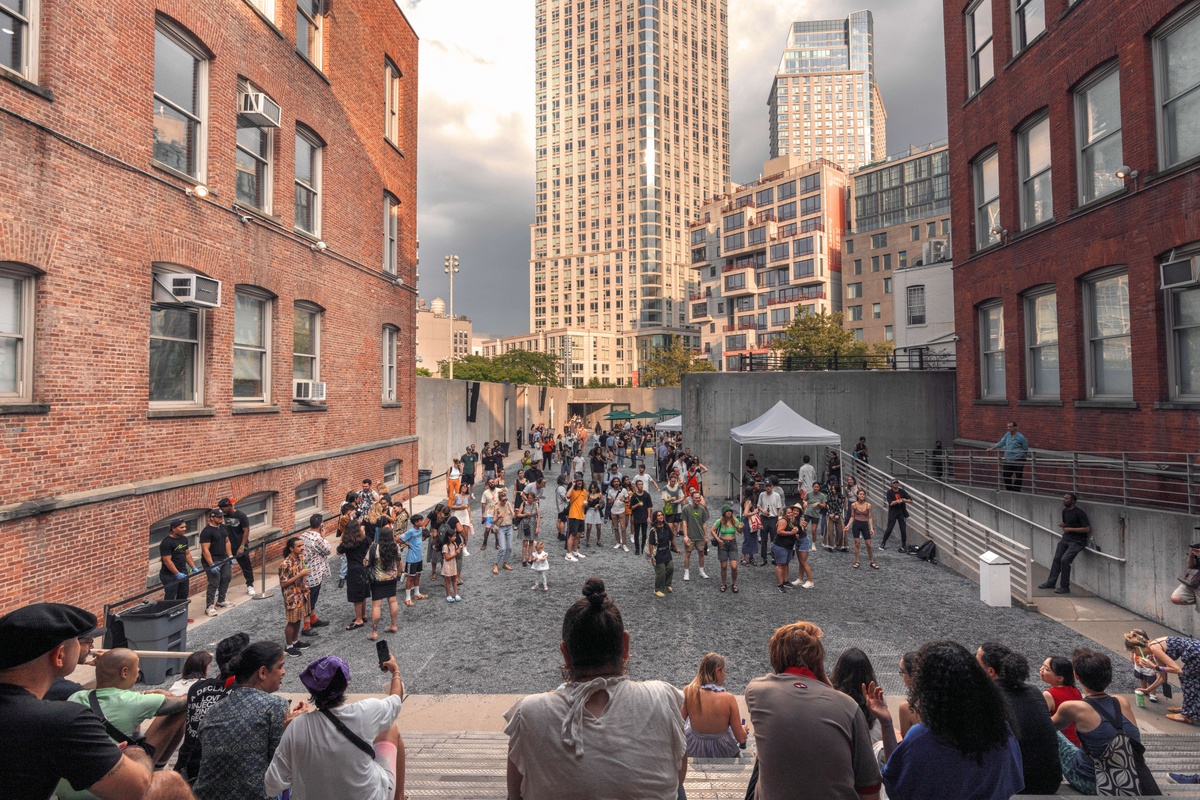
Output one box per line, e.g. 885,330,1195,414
639,335,715,387
773,310,893,360
586,377,618,388
416,367,432,377
439,350,560,385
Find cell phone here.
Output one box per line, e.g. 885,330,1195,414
376,640,390,671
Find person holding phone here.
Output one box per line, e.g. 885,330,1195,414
278,538,312,657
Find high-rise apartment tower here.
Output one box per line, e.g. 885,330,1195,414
530,0,731,385
767,10,886,171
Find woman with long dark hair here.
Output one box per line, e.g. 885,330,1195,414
1039,655,1082,745
504,578,687,799
278,538,311,657
629,479,653,556
367,526,401,640
977,642,1062,794
831,647,881,741
338,520,371,631
648,510,678,597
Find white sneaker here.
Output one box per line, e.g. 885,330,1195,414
565,554,577,562
246,585,257,596
205,605,219,617
683,569,690,581
699,568,709,579
802,580,814,589
622,544,629,552
575,551,586,558
790,578,804,587
614,542,622,549
463,548,470,557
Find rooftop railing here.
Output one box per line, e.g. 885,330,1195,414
734,351,956,372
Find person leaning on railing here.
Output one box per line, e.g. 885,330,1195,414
1171,539,1200,610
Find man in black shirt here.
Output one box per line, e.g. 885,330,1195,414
198,509,231,616
158,518,197,602
0,603,192,800
1039,493,1091,594
217,498,256,597
880,479,913,553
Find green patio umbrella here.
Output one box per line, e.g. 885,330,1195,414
605,409,635,419
656,408,681,417
633,411,659,419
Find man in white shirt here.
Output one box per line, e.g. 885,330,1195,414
798,455,816,496
479,478,498,550
757,477,785,566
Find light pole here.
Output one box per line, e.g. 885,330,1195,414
444,254,459,379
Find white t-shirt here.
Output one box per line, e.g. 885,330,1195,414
265,695,402,800
758,489,784,516
504,678,685,800
609,488,628,515
798,463,816,491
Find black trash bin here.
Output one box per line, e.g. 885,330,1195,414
117,600,190,685
417,469,432,494
500,441,511,457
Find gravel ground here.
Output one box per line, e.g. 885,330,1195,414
165,463,1129,698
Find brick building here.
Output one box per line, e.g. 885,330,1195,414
944,0,1200,453
0,0,418,615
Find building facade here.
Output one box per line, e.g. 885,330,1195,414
0,0,418,615
477,328,619,387
843,141,952,343
767,10,886,171
688,156,846,371
944,0,1200,453
529,0,730,386
416,298,473,373
892,260,956,365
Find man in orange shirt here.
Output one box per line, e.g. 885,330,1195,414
565,475,589,562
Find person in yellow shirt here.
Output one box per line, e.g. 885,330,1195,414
565,476,589,562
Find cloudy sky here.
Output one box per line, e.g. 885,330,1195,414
401,0,949,338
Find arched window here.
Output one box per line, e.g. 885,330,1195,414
0,263,38,402
294,480,324,524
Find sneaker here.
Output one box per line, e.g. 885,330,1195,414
654,590,666,597
622,544,629,552
294,639,311,649
575,551,587,559
286,645,303,656
666,586,673,592
216,601,233,608
337,578,345,589
1054,586,1070,594
778,584,788,593
454,595,462,601
699,568,709,579
1148,694,1158,703
246,585,257,596
790,578,804,587
839,547,849,552
802,580,814,589
446,596,455,603
205,605,219,617
683,569,690,581
542,585,548,591
614,542,623,550
565,554,577,562
1169,773,1200,785
301,629,320,638
1037,582,1055,589
311,619,330,628
531,584,540,590
462,548,470,557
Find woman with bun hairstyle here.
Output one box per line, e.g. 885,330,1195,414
504,578,687,799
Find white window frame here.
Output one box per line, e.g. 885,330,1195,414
907,285,926,326
980,301,1006,398
233,288,273,404
293,301,321,384
0,264,35,401
1166,254,1200,400
973,149,1000,250
382,324,398,402
149,294,205,408
385,60,402,147
1024,287,1059,399
1018,114,1052,230
1075,65,1123,205
236,79,274,213
1011,0,1045,55
967,0,994,97
153,18,208,180
0,0,38,82
1153,1,1200,169
383,459,402,489
293,126,322,235
294,479,324,522
1083,267,1132,399
237,492,274,536
383,193,400,274
296,0,323,68
244,0,275,20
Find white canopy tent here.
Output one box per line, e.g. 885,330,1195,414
657,414,682,432
727,401,841,497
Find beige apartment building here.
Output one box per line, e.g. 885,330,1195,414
477,328,618,387
688,156,847,371
767,11,886,172
529,0,730,385
415,298,473,373
842,141,952,343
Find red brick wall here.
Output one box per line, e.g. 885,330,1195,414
943,0,1200,453
0,0,419,615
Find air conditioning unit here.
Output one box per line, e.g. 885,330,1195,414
239,92,282,128
293,380,327,402
1160,255,1199,290
158,274,222,307
922,239,949,265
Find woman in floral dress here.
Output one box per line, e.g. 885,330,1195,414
1148,634,1200,725
278,537,311,657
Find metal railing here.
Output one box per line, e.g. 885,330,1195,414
842,451,1035,605
735,350,957,372
889,446,1199,514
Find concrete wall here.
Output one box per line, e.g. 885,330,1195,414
907,479,1198,638
681,371,957,499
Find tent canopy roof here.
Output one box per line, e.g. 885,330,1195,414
657,414,682,431
729,400,841,447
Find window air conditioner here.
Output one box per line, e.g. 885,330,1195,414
293,380,326,402
1160,255,1198,290
922,239,948,265
163,274,222,307
239,92,282,128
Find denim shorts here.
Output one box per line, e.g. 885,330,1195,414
794,535,812,553
771,544,793,565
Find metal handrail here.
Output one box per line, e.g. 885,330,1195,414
887,455,1126,564
890,446,1197,515
842,451,1034,605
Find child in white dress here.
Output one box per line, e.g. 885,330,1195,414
530,541,549,591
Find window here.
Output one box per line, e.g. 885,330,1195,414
770,243,789,262
1084,269,1132,398
0,0,36,81
294,480,324,521
898,251,908,268
723,211,744,231
150,303,202,405
1018,115,1052,228
793,259,814,279
747,227,766,245
755,187,774,206
771,307,791,326
147,511,204,585
973,149,1000,250
0,265,34,400
884,277,892,294
296,0,323,66
777,202,797,221
872,303,881,319
725,334,746,350
724,232,745,250
382,325,398,401
979,302,1005,398
885,326,894,341
383,460,402,488
1025,290,1059,398
846,239,854,254
234,289,271,402
383,193,400,274
238,492,273,534
967,0,994,96
1154,3,1200,168
153,19,207,178
871,232,888,248
871,256,880,272
385,60,402,146
724,273,745,291
911,225,920,242
236,80,274,211
799,196,821,216
1012,0,1045,54
777,180,796,200
1168,281,1200,399
853,259,862,275
1076,67,1123,203
293,302,321,385
883,253,892,270
847,282,863,299
294,127,322,234
847,305,863,322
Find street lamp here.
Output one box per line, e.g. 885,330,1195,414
444,254,459,380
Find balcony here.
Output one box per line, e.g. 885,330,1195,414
798,289,827,301
723,322,763,332
688,291,712,301
722,258,756,273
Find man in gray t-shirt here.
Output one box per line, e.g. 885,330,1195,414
680,492,709,582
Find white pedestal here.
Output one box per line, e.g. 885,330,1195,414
979,550,1011,607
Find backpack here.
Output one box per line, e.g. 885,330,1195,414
915,540,938,563
1091,698,1161,796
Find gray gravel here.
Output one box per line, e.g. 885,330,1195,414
161,463,1129,698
